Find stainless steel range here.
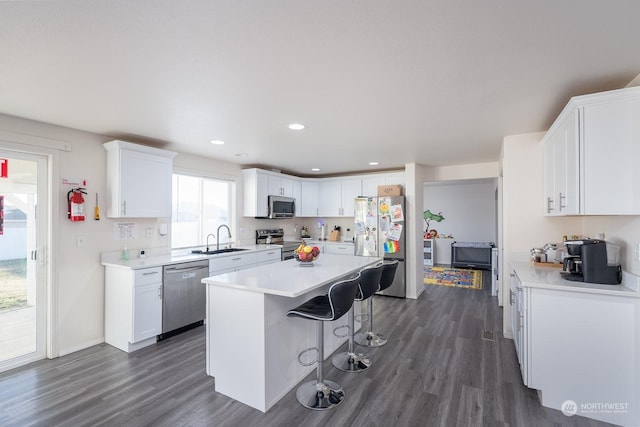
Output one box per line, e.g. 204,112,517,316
256,228,301,261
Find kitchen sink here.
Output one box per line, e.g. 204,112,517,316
191,248,248,255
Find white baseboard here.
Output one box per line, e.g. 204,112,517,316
57,337,105,357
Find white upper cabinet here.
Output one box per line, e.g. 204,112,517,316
340,178,362,217
242,169,269,217
268,174,298,198
243,168,405,218
318,177,362,217
542,86,640,215
242,168,301,217
299,179,320,217
543,111,579,215
103,140,176,218
361,171,405,197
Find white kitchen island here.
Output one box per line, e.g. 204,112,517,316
202,253,381,412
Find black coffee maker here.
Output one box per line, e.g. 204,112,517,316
561,239,622,284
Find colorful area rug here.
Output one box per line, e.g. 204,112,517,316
424,267,482,290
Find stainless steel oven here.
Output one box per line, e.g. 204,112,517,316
256,228,300,261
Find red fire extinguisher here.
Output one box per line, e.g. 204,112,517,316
67,188,87,222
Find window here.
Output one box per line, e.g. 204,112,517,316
171,173,234,249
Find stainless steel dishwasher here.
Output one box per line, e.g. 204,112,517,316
162,260,209,337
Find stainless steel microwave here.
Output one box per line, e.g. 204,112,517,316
268,195,295,218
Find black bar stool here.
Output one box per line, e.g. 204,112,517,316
286,273,361,410
354,259,398,348
332,262,383,372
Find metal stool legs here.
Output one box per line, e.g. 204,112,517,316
353,296,387,347
331,305,371,372
296,320,345,410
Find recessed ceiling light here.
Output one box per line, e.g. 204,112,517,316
288,123,305,130
235,153,248,157
210,140,225,145
369,162,379,166
311,168,320,172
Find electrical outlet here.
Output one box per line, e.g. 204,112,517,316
76,235,86,247
146,228,153,239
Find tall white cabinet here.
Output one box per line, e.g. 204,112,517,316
103,140,176,218
542,86,640,215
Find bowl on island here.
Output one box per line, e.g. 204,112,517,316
294,244,320,266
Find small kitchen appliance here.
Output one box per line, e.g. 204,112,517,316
560,239,622,284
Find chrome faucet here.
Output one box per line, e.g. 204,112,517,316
216,224,232,251
205,233,215,252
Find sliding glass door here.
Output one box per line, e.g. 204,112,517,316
0,150,47,372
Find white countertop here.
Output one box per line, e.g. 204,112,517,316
202,253,381,297
101,244,282,269
512,261,640,297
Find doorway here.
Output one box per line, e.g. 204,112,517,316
0,150,48,372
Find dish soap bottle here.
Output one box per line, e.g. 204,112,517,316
121,245,130,261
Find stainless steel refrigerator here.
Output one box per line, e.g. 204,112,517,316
354,196,406,297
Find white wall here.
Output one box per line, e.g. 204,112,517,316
423,180,496,243
0,114,257,356
501,132,582,338
581,216,640,276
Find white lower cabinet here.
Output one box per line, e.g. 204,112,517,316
105,250,283,354
208,250,280,276
133,281,163,342
509,271,528,385
512,264,640,426
306,241,354,255
209,252,257,276
105,266,162,353
255,249,281,266
324,243,354,255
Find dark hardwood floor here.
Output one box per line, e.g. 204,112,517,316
0,273,614,427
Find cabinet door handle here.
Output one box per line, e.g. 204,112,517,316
559,192,566,211
546,196,554,213
122,201,127,216
158,286,162,299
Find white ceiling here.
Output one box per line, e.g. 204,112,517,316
1,1,639,176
